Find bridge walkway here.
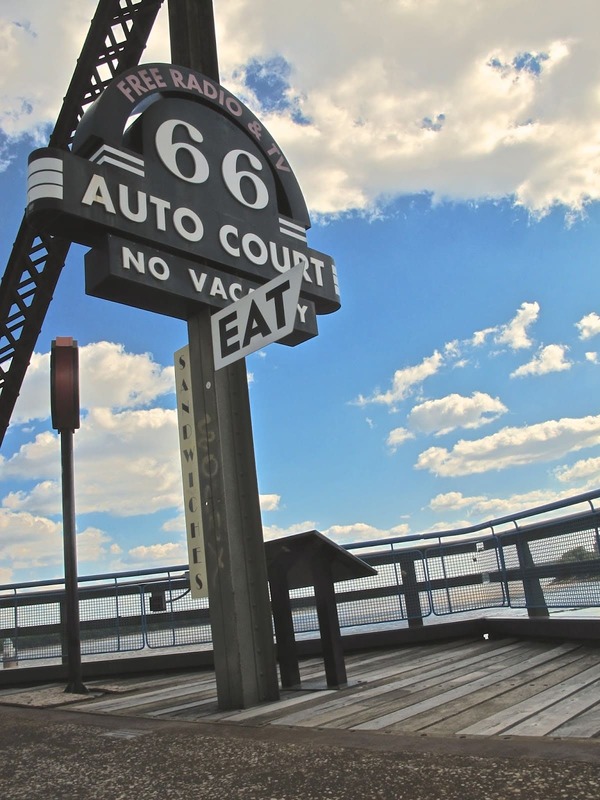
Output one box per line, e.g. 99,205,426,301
4,636,600,741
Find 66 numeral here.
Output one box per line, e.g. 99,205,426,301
155,118,269,210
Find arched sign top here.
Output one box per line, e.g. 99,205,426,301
72,63,310,227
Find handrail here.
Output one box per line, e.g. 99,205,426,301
344,488,600,551
2,488,600,595
2,489,599,667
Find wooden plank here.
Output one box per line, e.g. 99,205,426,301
458,660,600,736
551,703,600,738
351,640,531,694
274,683,406,729
411,648,593,735
352,643,578,730
271,641,540,728
506,681,600,737
87,671,215,694
302,644,552,730
341,638,485,677
146,695,220,717
199,687,339,724
344,639,515,684
67,677,214,713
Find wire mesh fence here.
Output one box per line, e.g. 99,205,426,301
2,498,600,667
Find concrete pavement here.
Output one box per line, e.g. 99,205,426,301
0,701,599,800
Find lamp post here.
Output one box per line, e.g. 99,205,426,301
51,337,87,694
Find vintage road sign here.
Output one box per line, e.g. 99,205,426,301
211,264,304,369
26,63,340,329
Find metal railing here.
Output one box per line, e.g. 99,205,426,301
2,490,600,667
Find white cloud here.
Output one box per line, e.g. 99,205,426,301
78,528,116,563
416,414,600,477
576,312,600,340
471,326,498,347
161,515,185,533
9,351,51,425
494,301,540,350
324,522,410,544
428,488,568,519
0,508,115,570
79,342,175,410
585,352,598,364
555,456,600,485
360,302,540,426
510,343,571,378
471,302,540,351
263,519,410,545
358,301,543,439
386,427,415,451
355,351,443,408
260,494,281,511
3,2,597,215
0,431,59,480
0,508,62,569
211,1,600,215
128,542,187,564
0,1,96,140
2,342,183,520
0,567,13,586
422,519,474,534
408,392,507,435
11,342,175,424
262,520,317,541
3,407,182,517
429,491,488,512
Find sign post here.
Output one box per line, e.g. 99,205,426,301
170,0,280,709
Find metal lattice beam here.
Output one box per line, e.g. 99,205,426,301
0,0,164,445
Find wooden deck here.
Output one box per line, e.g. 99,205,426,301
55,637,600,740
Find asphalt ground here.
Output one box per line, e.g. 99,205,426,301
0,703,599,800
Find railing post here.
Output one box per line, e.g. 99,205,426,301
439,546,453,615
59,592,68,665
495,536,511,607
390,543,406,618
2,592,19,670
515,536,549,618
398,553,424,628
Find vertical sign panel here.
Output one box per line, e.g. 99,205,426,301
175,345,208,598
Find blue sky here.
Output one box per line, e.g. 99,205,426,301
2,0,600,583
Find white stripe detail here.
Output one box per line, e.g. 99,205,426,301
89,144,144,168
332,264,340,296
93,154,145,177
89,144,145,176
28,157,63,177
28,184,63,203
28,170,63,189
279,218,308,243
278,217,305,233
27,157,64,203
280,228,308,243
